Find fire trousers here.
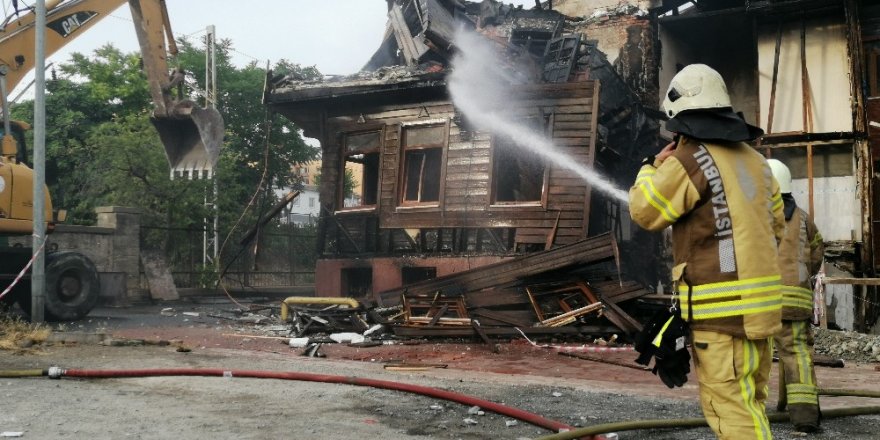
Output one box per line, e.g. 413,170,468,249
692,330,773,440
773,319,819,429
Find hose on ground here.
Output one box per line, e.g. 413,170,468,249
5,368,880,440
535,405,880,440
0,367,575,435
820,388,880,398
0,369,45,378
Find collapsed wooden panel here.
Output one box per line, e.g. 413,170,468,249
377,233,616,306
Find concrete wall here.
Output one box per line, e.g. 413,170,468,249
11,206,143,305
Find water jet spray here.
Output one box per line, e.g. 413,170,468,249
448,30,629,204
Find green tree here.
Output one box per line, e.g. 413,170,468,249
11,45,152,223
172,38,321,234
11,39,321,236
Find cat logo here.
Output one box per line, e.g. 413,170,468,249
47,11,99,38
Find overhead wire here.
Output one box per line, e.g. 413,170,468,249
216,103,276,309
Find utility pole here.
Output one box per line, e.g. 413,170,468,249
203,25,219,265
31,0,47,322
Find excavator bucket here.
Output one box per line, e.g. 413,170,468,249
151,101,224,178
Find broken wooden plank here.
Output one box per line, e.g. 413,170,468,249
537,302,603,327
408,316,471,326
384,362,448,371
391,324,618,338
471,319,494,346
558,351,649,371
378,233,617,305
427,303,449,327
469,308,533,327
602,300,644,334
389,4,420,66
577,281,642,334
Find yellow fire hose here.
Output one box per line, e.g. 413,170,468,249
536,404,880,440
0,369,45,378
279,296,360,321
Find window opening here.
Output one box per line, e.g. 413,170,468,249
511,29,554,58
492,117,549,204
342,131,381,208
401,124,446,205
341,268,372,299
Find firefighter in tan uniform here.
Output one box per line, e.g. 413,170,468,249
767,159,824,432
629,64,785,440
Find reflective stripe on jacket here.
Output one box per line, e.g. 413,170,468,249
629,136,785,339
778,208,824,321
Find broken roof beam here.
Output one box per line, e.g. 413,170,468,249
390,2,430,66
377,233,619,305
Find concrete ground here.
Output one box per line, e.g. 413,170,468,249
1,299,879,439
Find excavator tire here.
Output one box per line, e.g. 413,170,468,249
43,252,99,321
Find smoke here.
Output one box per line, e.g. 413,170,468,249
447,30,629,204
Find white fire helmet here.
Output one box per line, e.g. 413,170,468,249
767,158,792,194
662,64,732,119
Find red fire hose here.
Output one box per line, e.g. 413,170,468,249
36,367,579,435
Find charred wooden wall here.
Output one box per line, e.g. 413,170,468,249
313,80,599,256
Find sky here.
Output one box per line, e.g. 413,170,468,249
10,0,535,97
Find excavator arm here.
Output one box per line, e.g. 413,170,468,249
0,0,222,174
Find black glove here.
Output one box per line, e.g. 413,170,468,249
653,344,691,388
634,308,672,366
634,308,691,388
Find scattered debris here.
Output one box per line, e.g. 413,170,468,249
182,312,200,317
160,308,175,316
462,418,478,426
814,328,880,363
383,362,448,372
505,420,519,427
288,337,310,348
329,333,365,344
302,342,325,357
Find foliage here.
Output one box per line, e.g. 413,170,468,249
314,167,356,200
10,39,321,239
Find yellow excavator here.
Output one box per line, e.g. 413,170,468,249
0,0,223,320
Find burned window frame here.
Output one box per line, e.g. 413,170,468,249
339,128,383,211
489,113,551,208
397,119,449,208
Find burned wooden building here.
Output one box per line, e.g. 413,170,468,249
651,0,880,331
264,0,659,301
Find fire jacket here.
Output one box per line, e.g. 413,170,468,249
629,135,785,339
779,207,824,321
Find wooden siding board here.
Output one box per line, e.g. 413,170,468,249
315,81,599,238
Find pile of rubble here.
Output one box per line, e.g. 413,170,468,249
814,328,880,363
